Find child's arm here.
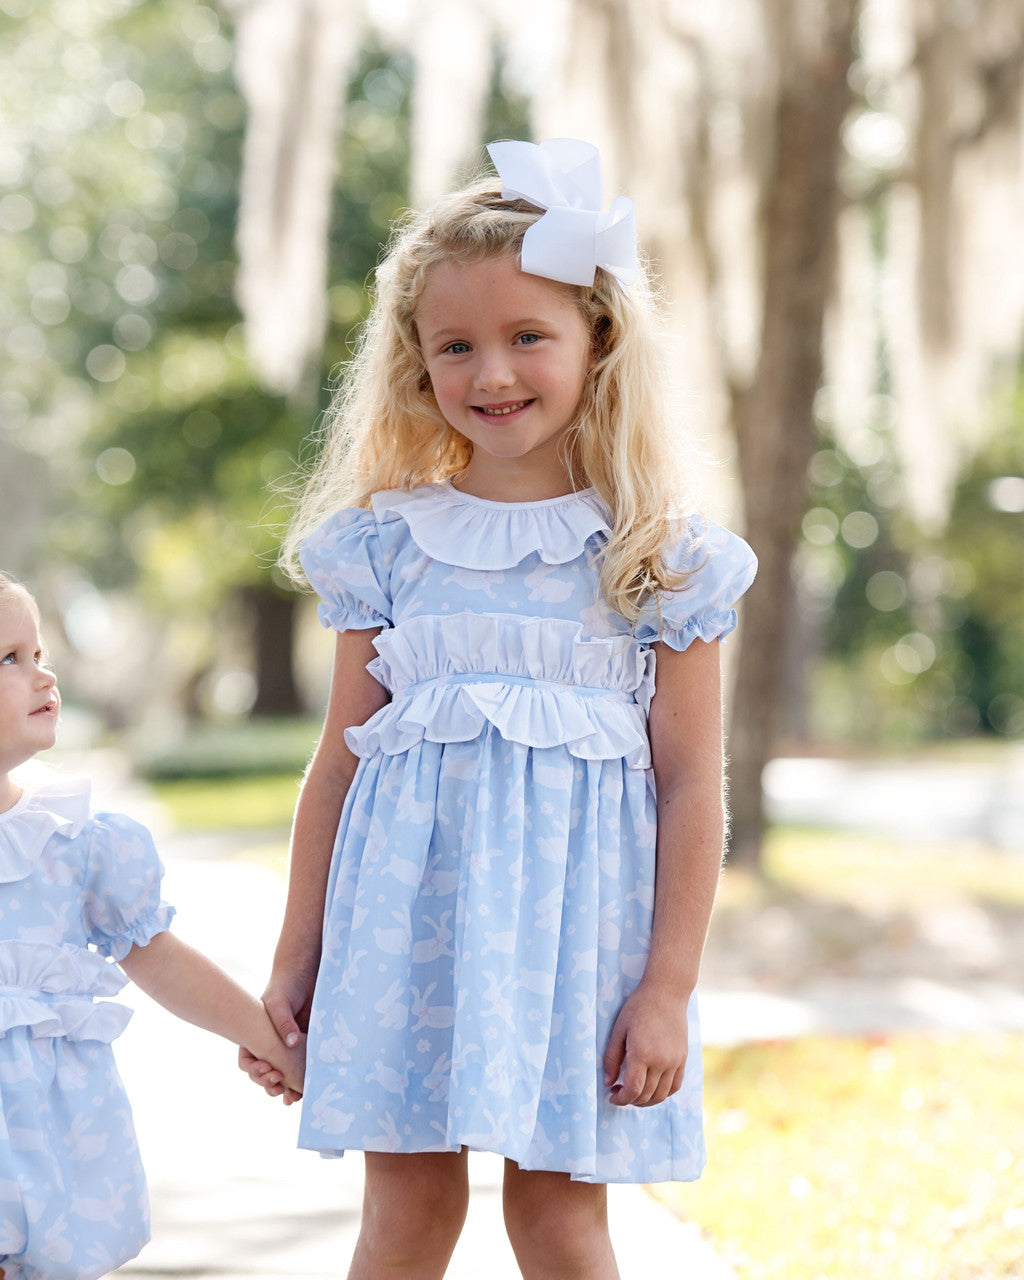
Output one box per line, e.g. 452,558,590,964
603,637,726,1108
119,929,306,1096
241,626,389,1096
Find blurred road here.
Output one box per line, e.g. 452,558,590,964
764,746,1024,850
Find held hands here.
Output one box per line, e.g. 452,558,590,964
602,981,689,1108
267,1032,307,1102
239,969,313,1106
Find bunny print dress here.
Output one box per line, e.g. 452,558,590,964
0,772,174,1280
297,482,756,1183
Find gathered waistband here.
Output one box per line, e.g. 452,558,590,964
399,670,637,702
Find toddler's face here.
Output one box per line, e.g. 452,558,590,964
0,593,60,773
414,255,593,479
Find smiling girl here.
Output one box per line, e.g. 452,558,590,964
241,138,756,1279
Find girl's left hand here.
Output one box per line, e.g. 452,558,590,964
602,982,689,1107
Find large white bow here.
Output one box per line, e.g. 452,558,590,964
487,138,638,288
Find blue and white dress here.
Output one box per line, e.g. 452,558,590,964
297,482,756,1183
0,772,174,1280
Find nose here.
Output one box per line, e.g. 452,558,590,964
36,661,57,690
473,348,516,394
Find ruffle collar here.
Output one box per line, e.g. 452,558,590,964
371,482,611,570
0,769,91,884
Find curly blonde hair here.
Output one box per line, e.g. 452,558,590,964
283,177,695,623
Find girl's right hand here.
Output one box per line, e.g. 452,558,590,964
239,970,313,1101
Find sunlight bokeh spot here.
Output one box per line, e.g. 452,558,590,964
840,510,879,548
30,286,71,326
95,446,137,485
866,570,906,612
986,475,1024,513
45,238,86,293
159,232,198,270
105,78,145,118
85,343,126,382
115,264,157,305
112,313,153,350
0,192,36,232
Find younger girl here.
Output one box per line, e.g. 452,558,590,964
0,572,305,1280
244,137,756,1279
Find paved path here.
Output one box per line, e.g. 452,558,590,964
763,747,1024,850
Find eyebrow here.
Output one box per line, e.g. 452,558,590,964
420,317,556,344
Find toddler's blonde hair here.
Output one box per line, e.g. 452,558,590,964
0,572,37,615
283,176,693,623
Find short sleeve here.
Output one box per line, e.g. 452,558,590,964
299,508,393,632
637,516,757,650
83,812,176,961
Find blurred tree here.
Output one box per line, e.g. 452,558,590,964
0,3,417,722
531,0,1024,865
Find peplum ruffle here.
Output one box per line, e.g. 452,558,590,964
348,612,655,768
0,938,131,1042
371,482,610,570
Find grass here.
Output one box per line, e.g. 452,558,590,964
138,717,322,780
756,825,1024,909
658,822,1024,1279
151,771,301,831
654,1034,1024,1280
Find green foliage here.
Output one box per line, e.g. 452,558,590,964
137,716,321,780
940,406,1024,736
799,377,1024,745
151,772,302,830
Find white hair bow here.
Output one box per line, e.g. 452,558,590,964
486,138,638,289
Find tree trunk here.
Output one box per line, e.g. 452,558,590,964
246,585,303,717
728,0,860,869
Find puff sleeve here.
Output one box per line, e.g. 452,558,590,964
299,508,393,632
83,812,176,961
637,516,757,650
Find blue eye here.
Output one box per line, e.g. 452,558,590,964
0,652,14,665
444,341,471,355
517,333,541,346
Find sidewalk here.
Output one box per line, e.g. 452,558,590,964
114,843,737,1280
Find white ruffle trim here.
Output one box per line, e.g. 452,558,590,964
0,939,132,1042
0,772,91,883
348,612,654,768
372,483,611,570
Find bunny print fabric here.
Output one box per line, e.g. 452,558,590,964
297,483,756,1183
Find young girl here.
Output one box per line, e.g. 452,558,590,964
242,137,756,1279
0,572,305,1280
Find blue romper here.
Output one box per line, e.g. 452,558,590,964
297,482,756,1183
0,772,174,1280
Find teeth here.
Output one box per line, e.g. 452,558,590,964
479,402,528,416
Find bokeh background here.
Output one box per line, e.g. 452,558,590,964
2,1,1023,1277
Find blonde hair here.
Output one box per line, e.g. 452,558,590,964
0,572,37,616
283,177,694,623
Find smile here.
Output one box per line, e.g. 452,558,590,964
474,401,533,417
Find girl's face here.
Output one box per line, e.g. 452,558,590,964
0,593,59,775
415,255,594,490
